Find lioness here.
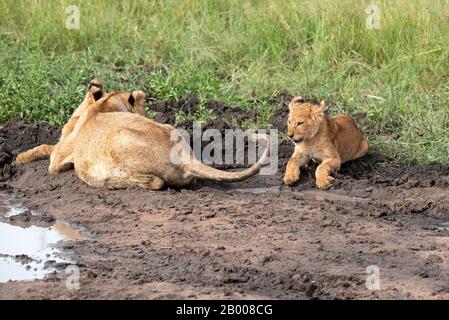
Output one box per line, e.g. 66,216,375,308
54,85,270,189
15,80,146,174
283,96,368,189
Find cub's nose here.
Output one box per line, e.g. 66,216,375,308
288,133,294,138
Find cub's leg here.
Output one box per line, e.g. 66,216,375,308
15,144,54,164
315,157,341,190
352,138,368,160
283,148,309,185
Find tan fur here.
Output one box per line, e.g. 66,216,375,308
15,80,146,174
283,96,368,189
49,84,270,190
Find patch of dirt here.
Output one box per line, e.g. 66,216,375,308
0,97,448,299
147,95,250,132
0,119,60,181
0,210,56,228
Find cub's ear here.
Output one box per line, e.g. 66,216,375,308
318,100,327,112
294,95,304,103
289,95,304,111
312,100,327,121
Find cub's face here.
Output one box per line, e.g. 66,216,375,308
287,96,326,143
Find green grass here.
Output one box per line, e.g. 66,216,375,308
0,0,448,163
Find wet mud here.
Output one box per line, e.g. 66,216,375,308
0,97,448,299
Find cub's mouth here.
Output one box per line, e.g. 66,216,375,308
293,138,304,143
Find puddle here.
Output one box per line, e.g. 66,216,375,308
435,222,449,232
0,193,28,217
0,193,85,283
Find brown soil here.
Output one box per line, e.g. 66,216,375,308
0,98,448,300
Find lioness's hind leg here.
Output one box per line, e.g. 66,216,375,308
16,144,54,164
353,139,368,160
48,143,74,174
129,173,165,190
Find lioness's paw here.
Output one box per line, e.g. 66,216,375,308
15,152,29,164
316,175,334,189
283,170,300,185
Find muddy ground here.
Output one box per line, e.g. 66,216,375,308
0,98,448,299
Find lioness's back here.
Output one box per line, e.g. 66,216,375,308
73,112,185,185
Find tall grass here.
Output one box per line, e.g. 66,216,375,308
0,0,448,163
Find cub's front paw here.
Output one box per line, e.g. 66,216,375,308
283,170,300,186
316,175,334,190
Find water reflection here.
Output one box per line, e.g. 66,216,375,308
0,194,84,282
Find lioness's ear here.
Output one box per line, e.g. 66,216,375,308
129,90,145,107
85,88,97,106
87,79,104,101
128,93,135,105
88,79,103,90
129,90,146,116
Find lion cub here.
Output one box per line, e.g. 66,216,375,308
283,96,368,189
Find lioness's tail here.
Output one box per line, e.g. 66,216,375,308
15,144,54,164
186,133,270,182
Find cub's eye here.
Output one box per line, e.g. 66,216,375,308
296,121,305,126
